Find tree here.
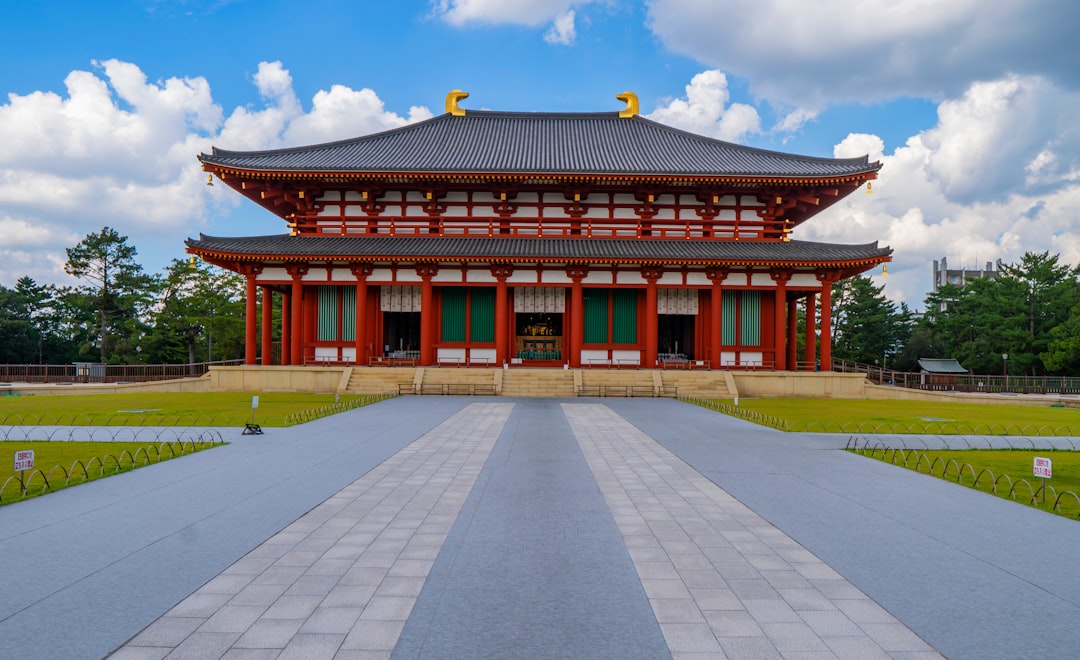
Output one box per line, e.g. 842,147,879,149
997,252,1079,375
143,258,246,364
64,227,154,362
1043,303,1080,373
830,275,912,367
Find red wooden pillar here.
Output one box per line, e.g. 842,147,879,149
806,293,818,370
244,274,258,365
786,296,798,370
492,265,512,365
281,293,291,365
286,265,308,366
416,263,438,366
817,273,836,370
642,267,662,368
261,287,273,366
350,264,373,365
567,265,587,368
706,267,727,369
771,270,792,370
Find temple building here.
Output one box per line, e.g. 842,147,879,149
189,91,887,371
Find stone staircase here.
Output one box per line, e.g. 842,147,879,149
341,365,737,399
658,370,736,399
500,368,577,397
416,367,499,395
344,367,417,394
577,369,663,397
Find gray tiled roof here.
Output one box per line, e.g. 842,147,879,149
186,234,890,264
199,111,879,178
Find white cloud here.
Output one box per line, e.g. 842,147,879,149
544,9,576,45
284,86,433,147
0,60,433,287
433,0,602,44
799,75,1080,306
645,0,1080,108
646,70,761,142
434,0,578,26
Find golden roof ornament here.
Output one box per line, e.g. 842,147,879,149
616,91,639,118
446,90,469,116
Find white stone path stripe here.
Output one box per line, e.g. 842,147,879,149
111,402,513,660
564,403,943,660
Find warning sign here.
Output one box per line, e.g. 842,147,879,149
1033,456,1053,479
13,450,34,471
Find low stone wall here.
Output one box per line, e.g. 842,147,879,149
0,376,211,396
208,366,347,393
864,383,1080,407
731,372,867,398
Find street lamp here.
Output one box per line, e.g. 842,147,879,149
1002,353,1008,391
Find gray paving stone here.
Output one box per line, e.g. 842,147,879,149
233,617,303,648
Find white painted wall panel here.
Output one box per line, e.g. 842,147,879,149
789,273,822,288
432,269,464,283
541,270,572,284
750,273,776,287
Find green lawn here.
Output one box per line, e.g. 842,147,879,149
854,447,1080,519
0,392,379,427
728,398,1080,435
1,439,222,504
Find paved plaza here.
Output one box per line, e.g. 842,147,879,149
2,397,1080,659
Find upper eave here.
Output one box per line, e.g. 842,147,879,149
198,111,881,182
185,234,892,269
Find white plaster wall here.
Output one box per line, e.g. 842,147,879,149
541,270,572,284
432,269,464,283
750,273,776,286
466,270,498,283
724,273,748,286
741,351,764,366
616,271,646,285
369,268,394,283
255,268,288,283
659,272,683,285
508,270,539,284
437,348,466,362
469,348,496,363
583,271,614,284
789,273,822,288
582,349,609,365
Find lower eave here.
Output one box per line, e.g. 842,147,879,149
185,235,891,269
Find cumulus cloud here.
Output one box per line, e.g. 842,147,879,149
433,0,600,44
646,70,761,142
645,0,1080,108
799,75,1080,306
0,60,432,286
544,9,577,45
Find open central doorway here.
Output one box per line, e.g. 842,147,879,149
382,312,421,359
515,313,563,361
658,314,695,359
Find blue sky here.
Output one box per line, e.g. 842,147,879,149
1,0,1078,306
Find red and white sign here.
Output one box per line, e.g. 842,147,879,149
1033,456,1053,479
13,450,34,471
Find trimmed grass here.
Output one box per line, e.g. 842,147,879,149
730,398,1080,435
0,392,370,427
0,439,222,504
854,447,1080,519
